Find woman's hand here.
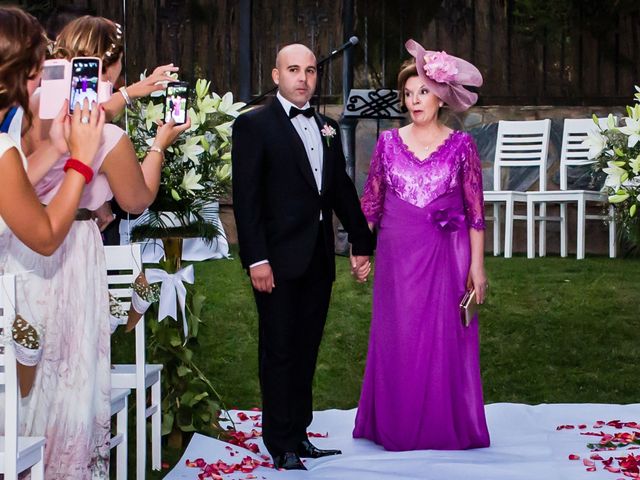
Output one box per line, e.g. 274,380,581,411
49,101,71,155
152,116,191,151
126,63,179,99
65,98,106,166
467,262,488,304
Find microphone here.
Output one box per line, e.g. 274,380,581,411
318,36,359,66
330,36,359,56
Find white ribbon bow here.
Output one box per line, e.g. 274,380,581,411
145,265,195,339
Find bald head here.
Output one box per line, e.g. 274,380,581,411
272,43,318,108
275,43,316,69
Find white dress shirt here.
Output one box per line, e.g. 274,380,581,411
249,92,325,269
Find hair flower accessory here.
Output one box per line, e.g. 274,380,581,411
321,123,336,147
423,51,459,83
405,39,483,112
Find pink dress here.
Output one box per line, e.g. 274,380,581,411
5,124,124,479
353,129,490,450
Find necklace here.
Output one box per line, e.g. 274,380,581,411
410,127,440,153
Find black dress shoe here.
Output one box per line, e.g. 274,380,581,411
273,451,307,470
296,439,342,458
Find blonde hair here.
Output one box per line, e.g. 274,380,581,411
0,6,47,126
53,15,123,73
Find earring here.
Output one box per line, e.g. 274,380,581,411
439,102,444,108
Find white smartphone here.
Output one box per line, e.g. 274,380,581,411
69,57,101,114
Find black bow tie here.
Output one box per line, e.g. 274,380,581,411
289,106,315,119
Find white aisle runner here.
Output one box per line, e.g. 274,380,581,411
164,403,640,480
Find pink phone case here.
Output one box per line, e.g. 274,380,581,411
38,59,71,119
39,57,112,119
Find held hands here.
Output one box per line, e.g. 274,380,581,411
350,255,371,283
249,263,275,293
467,263,488,304
126,63,180,99
63,98,106,166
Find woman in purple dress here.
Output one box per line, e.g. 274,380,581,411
353,40,490,451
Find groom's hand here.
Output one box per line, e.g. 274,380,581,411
350,255,371,283
250,263,276,293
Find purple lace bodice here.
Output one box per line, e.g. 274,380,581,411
361,128,486,230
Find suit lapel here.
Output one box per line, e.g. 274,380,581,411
313,112,332,192
270,100,317,192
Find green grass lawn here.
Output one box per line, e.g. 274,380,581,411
112,250,640,476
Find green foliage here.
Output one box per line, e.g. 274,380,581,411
145,279,230,438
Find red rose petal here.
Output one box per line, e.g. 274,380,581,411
569,454,581,460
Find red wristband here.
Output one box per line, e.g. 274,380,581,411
63,158,93,184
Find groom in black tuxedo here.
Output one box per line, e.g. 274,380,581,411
232,44,373,470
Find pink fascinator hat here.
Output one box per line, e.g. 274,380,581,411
405,39,483,112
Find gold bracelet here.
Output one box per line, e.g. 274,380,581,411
148,145,164,161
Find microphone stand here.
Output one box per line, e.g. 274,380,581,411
246,38,358,107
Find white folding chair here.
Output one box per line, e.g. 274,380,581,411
0,274,45,480
525,118,617,259
484,119,552,257
110,387,130,480
106,244,162,478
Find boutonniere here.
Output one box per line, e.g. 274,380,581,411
321,124,337,147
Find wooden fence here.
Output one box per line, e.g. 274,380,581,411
33,0,640,105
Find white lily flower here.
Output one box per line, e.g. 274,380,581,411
215,120,234,141
217,92,246,118
216,163,231,181
179,136,205,163
195,79,211,100
629,154,640,175
635,85,640,103
603,161,628,190
186,107,200,132
582,130,607,159
619,117,640,148
144,101,164,129
180,168,205,193
197,95,218,115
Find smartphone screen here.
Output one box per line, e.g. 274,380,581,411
164,82,189,125
69,58,100,113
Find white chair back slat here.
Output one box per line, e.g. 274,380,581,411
493,119,552,191
0,274,20,477
559,117,617,190
104,243,147,391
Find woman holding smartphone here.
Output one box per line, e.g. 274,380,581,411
0,8,104,256
8,15,190,478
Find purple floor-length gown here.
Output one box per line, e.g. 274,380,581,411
353,128,490,451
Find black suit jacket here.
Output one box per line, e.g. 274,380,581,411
232,99,373,281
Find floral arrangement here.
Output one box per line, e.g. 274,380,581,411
125,76,245,242
586,86,640,249
114,75,246,443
